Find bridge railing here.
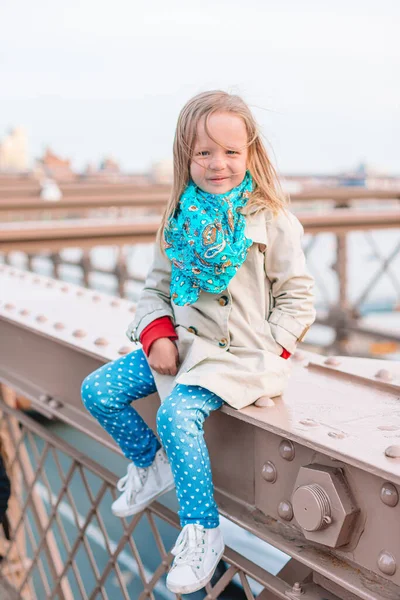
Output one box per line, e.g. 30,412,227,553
1,194,400,355
1,266,400,599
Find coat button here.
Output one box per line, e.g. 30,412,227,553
219,338,228,348
187,326,198,335
218,295,229,306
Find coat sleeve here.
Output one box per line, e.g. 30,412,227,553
265,210,316,354
126,237,175,343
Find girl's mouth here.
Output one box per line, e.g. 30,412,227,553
209,177,228,182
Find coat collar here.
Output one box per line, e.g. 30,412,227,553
243,206,268,249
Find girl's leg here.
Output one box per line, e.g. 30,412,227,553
156,384,223,528
81,348,160,467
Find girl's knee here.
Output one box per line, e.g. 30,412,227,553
156,396,192,438
81,370,108,415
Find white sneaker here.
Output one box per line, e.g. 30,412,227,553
111,448,175,518
166,524,225,594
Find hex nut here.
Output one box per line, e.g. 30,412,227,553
292,464,359,548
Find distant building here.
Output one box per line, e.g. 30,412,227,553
36,148,75,181
99,156,121,175
0,127,29,172
151,159,174,184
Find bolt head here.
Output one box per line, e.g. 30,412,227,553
279,439,295,461
377,550,396,576
381,483,399,507
261,461,277,483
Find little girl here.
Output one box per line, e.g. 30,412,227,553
81,90,315,595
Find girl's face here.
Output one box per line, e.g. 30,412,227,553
190,111,248,195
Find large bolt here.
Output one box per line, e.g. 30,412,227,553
292,484,332,531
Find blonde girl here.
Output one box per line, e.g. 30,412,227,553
82,90,315,595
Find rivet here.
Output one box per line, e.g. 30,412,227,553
73,329,87,338
118,346,131,355
377,550,396,576
36,315,47,323
385,445,400,459
9,270,15,276
278,500,293,521
60,285,69,293
94,337,109,346
129,305,136,313
92,295,101,303
261,461,277,483
76,290,84,296
18,272,25,279
19,309,30,316
4,303,15,310
324,356,341,366
33,277,41,283
293,351,305,361
328,431,346,439
375,369,393,382
381,483,399,507
46,281,54,288
54,322,65,330
110,300,120,307
299,418,319,427
255,396,275,407
279,439,295,461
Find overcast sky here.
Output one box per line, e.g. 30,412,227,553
1,0,399,174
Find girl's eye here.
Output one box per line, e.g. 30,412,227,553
226,150,238,155
197,151,209,156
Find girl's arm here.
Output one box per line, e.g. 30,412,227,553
265,210,316,355
140,316,178,355
126,237,175,343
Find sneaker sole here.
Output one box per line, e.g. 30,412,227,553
111,481,175,518
166,546,225,594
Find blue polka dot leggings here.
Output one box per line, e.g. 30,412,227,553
81,348,223,528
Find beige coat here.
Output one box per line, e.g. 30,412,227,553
126,204,316,409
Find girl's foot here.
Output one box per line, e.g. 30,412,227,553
166,524,225,594
111,448,175,517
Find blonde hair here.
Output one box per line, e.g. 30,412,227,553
159,90,287,247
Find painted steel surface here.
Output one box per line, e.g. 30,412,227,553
1,264,400,599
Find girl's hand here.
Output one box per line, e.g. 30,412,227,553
147,338,180,376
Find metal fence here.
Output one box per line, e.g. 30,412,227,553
0,395,306,600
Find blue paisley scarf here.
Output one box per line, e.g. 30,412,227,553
164,171,254,306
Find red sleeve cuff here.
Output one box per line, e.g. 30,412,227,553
280,348,291,359
139,316,178,356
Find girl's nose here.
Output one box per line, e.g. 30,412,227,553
209,156,226,171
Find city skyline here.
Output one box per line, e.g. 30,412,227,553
1,0,398,174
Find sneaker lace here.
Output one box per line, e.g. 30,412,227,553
171,524,207,568
117,463,148,502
